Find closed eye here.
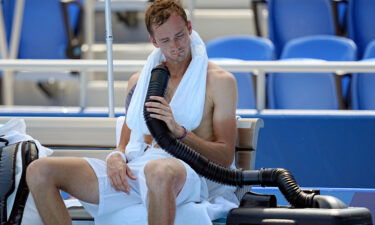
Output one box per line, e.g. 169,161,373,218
176,32,184,39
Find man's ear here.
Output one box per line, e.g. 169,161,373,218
149,34,159,48
187,21,192,35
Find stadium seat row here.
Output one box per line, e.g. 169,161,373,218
253,0,375,59
206,35,375,110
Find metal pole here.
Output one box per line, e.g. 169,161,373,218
3,0,24,105
9,0,24,59
0,3,8,59
0,2,9,105
105,0,115,117
81,0,95,111
84,0,94,60
255,69,266,111
79,72,88,108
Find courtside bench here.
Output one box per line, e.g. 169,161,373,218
0,116,264,225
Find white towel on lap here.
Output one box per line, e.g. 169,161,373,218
125,30,208,161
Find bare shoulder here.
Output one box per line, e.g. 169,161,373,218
128,72,141,87
207,61,237,94
205,61,237,117
127,72,141,92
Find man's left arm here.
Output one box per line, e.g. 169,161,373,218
176,71,238,167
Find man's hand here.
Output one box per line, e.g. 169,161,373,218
145,96,185,138
106,152,136,194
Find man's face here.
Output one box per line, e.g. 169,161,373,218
150,13,192,64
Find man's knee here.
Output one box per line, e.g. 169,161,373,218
144,159,186,194
26,158,57,190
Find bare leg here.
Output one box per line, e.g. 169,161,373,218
26,157,99,225
144,158,186,225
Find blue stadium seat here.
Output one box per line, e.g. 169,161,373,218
3,0,82,59
267,35,357,109
280,35,356,61
17,0,82,59
268,0,336,58
363,40,375,59
347,0,375,58
206,36,274,109
351,40,375,109
3,0,83,101
2,0,14,46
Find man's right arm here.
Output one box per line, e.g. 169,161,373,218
107,72,140,194
116,72,140,151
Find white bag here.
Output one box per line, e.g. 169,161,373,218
0,118,53,225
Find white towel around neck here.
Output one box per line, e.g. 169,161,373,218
125,30,208,161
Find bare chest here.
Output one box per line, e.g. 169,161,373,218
164,82,177,103
192,92,214,140
148,78,214,141
170,85,214,141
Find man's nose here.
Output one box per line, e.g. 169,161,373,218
171,39,180,48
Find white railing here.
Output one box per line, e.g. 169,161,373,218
1,59,375,112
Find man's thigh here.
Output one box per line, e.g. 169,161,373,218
41,157,99,204
174,159,203,205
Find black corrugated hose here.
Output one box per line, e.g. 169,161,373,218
143,64,315,208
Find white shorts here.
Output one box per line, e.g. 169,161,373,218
80,147,207,218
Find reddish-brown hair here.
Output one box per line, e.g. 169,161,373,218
145,0,188,36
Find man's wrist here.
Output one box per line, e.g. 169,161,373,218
106,151,127,162
176,125,188,140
